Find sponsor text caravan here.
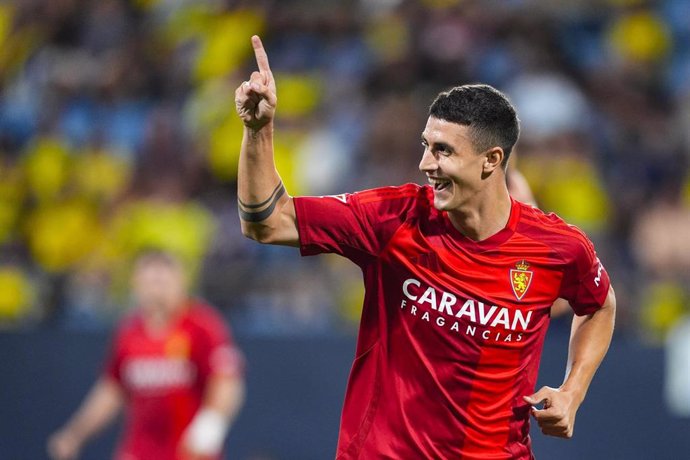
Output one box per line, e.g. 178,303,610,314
400,278,533,343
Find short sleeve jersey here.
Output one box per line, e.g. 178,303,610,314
294,184,610,460
104,301,243,460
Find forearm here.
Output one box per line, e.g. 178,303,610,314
238,125,282,206
62,378,123,443
237,126,297,245
561,286,616,403
183,375,245,456
201,375,245,423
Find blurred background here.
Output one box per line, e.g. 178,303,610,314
0,0,689,458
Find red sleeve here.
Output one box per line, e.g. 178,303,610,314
558,229,611,316
294,184,423,266
191,305,244,380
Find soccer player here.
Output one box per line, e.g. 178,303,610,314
47,250,244,460
235,36,616,459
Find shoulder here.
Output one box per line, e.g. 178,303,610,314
516,201,597,261
294,183,429,215
353,183,427,203
361,184,436,226
184,300,229,332
356,183,433,215
517,201,568,229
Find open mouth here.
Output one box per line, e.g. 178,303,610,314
429,177,451,192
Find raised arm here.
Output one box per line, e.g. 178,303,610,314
235,36,298,246
524,285,616,438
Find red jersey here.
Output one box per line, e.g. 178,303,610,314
294,184,610,460
104,301,243,460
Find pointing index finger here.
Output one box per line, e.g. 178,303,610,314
251,35,272,75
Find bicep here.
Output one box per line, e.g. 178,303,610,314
240,194,299,246
600,285,616,313
571,285,616,334
591,285,616,324
583,285,616,319
271,196,299,246
560,238,611,315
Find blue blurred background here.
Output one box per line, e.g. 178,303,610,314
0,0,689,458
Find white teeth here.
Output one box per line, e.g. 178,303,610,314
428,178,450,191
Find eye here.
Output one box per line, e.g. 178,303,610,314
436,145,452,156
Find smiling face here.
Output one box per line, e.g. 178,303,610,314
419,117,492,212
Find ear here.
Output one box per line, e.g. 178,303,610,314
482,147,504,173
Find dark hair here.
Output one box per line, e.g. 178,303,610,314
429,84,520,169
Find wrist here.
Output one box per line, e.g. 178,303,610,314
184,408,229,455
245,122,273,139
558,383,586,405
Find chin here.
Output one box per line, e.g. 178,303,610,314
432,185,457,210
433,197,450,211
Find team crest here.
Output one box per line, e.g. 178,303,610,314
510,260,533,301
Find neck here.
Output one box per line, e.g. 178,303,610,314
142,301,186,335
447,184,512,241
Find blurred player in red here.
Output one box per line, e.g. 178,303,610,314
234,36,616,459
47,250,245,460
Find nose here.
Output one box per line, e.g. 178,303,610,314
418,147,437,173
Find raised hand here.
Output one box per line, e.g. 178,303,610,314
235,35,277,131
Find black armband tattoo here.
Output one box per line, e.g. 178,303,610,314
238,182,286,222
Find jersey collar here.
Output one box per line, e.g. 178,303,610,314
442,197,520,251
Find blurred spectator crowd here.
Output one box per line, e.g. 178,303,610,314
0,0,689,341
